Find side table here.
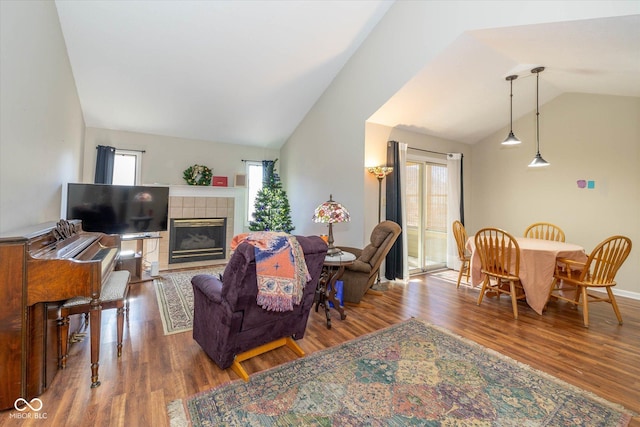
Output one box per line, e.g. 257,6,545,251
315,251,355,329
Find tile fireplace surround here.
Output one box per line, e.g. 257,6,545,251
157,186,245,270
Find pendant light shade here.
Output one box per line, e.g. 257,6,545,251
528,66,550,168
529,153,549,167
502,75,521,145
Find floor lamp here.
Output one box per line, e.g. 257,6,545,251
368,166,393,222
367,166,393,284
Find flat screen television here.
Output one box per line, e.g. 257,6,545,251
66,183,169,235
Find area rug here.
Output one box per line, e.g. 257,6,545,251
171,318,633,426
429,268,471,287
154,267,225,335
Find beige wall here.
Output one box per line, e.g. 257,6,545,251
0,1,85,233
470,93,640,295
82,127,279,186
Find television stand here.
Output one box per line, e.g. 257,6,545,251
118,235,161,283
121,232,159,240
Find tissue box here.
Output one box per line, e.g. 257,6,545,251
212,176,228,187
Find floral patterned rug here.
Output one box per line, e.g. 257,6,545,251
172,318,633,426
154,267,225,335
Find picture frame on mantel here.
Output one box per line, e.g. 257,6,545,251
234,174,246,187
212,176,228,187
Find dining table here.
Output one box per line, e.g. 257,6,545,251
466,236,587,315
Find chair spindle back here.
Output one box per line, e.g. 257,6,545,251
475,228,520,279
452,220,468,261
524,222,565,242
582,235,632,285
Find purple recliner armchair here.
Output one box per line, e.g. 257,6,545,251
191,235,327,373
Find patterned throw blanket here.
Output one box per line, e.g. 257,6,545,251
231,232,310,312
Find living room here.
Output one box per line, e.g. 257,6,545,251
1,1,639,425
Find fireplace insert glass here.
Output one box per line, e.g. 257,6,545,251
169,218,226,264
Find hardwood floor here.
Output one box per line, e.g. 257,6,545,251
2,271,638,426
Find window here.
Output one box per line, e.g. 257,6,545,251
425,163,447,232
246,161,264,223
405,163,421,228
112,150,142,185
406,159,448,272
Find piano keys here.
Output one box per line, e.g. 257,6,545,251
0,219,121,410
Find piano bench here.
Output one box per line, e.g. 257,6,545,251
58,270,131,369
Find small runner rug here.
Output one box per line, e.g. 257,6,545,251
169,318,633,426
154,266,225,335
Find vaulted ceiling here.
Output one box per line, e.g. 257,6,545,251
370,14,640,144
55,1,640,149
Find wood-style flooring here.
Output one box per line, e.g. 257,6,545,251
1,271,638,426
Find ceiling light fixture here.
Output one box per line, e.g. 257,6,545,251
528,66,550,168
502,75,521,145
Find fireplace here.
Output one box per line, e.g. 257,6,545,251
169,218,226,264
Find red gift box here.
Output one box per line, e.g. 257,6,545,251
212,176,228,187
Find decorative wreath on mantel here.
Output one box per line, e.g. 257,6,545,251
183,164,213,186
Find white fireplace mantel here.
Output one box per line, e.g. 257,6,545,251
169,185,243,198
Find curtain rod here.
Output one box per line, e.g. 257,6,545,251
241,159,262,163
407,146,448,156
96,146,146,153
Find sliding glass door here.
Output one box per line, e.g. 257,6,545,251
406,159,448,273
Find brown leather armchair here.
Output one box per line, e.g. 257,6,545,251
339,220,401,304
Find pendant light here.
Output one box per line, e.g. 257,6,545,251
502,75,521,145
528,67,550,167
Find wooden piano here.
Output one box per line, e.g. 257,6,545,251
0,219,121,410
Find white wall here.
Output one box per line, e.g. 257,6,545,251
0,1,85,233
82,128,278,186
471,93,640,295
279,0,638,248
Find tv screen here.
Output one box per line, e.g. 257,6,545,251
66,183,169,235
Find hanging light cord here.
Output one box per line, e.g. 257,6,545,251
510,78,515,127
528,66,549,167
535,70,540,154
502,75,520,145
532,66,545,155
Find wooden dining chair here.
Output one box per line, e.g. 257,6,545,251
524,222,565,242
548,235,631,327
452,220,470,288
474,228,526,319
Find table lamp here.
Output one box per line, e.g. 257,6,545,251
312,194,350,256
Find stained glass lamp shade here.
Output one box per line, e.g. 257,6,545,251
312,194,350,256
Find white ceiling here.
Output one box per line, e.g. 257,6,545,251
55,2,640,149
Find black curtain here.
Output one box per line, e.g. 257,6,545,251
385,140,403,280
262,160,275,185
94,145,116,184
